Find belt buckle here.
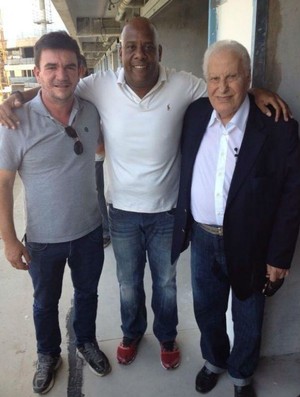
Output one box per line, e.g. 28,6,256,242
216,226,223,236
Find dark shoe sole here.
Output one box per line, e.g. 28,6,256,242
234,384,256,397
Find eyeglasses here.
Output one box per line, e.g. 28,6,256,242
65,126,83,155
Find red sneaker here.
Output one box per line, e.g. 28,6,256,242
160,340,180,370
117,336,142,365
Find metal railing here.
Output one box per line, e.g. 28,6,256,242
5,58,35,65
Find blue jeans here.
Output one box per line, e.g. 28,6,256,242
95,160,110,238
191,222,265,385
109,206,178,342
26,226,104,356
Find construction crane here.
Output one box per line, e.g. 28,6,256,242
0,11,9,103
33,0,53,36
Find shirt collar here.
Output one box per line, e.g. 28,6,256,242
117,64,167,87
208,95,250,132
30,90,81,119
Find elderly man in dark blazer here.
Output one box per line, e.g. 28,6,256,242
171,40,300,397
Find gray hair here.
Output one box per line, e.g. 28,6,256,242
202,40,251,80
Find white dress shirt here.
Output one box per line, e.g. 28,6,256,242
191,96,250,225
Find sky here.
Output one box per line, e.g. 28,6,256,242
0,0,66,46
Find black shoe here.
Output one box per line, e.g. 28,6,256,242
77,340,111,376
234,384,256,397
103,236,111,248
33,353,62,394
195,366,219,393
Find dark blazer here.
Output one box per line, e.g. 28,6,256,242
171,95,300,300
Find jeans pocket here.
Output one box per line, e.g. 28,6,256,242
108,204,125,222
25,241,48,252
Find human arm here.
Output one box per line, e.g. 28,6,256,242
265,120,300,280
0,73,95,129
0,169,31,270
0,88,39,129
249,87,292,122
95,143,105,158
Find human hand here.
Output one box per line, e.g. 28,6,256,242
262,264,288,296
266,264,289,282
0,94,23,129
251,88,292,122
4,239,31,270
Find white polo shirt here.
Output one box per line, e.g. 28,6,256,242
76,66,207,213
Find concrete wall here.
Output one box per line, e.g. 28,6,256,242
152,0,208,78
259,0,300,357
265,0,300,123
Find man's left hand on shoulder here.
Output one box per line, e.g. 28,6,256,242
250,87,293,122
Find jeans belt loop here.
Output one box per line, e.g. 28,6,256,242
198,223,223,236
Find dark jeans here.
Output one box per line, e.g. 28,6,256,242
191,222,265,385
95,160,110,238
109,205,178,342
26,226,104,356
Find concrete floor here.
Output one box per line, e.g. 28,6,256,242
0,176,300,397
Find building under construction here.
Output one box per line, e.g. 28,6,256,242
0,10,9,102
4,37,39,94
0,0,57,102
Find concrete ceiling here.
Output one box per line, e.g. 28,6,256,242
51,0,173,68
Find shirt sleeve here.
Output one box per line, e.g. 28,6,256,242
0,128,23,171
192,75,208,100
76,73,100,104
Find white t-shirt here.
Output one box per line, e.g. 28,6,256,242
76,65,207,213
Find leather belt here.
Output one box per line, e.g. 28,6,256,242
198,223,223,236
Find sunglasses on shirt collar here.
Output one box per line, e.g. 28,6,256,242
65,126,83,155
